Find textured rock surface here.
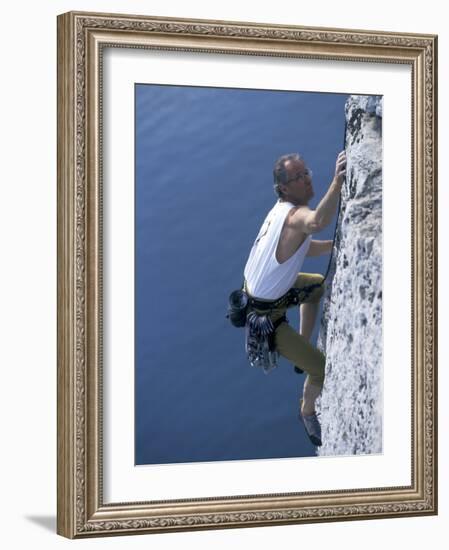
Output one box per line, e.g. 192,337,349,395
316,95,383,456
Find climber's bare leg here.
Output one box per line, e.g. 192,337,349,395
301,376,322,416
275,313,325,418
299,301,320,341
299,301,321,415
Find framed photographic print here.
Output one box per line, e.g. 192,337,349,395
57,11,438,538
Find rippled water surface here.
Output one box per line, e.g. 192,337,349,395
135,83,349,465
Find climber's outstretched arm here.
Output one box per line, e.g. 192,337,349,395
291,151,346,235
306,240,333,257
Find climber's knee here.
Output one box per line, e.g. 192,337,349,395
301,273,325,304
276,322,325,384
312,279,325,303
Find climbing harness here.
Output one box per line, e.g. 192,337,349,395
243,281,325,374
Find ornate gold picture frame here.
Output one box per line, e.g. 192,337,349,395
57,11,437,538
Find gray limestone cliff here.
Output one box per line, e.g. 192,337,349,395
316,95,383,456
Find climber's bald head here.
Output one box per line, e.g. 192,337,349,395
273,153,314,205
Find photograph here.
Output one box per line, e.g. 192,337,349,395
134,85,382,464
56,10,437,538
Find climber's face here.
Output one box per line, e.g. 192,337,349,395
280,158,314,205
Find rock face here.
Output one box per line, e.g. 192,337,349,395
316,95,383,456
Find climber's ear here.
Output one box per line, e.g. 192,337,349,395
278,183,288,197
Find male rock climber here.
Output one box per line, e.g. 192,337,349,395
243,150,346,446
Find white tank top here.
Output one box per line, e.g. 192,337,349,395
244,200,311,300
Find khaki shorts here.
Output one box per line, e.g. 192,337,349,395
249,273,326,387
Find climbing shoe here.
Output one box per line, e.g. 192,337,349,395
298,400,322,447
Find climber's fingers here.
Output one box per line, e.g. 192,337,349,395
335,152,347,185
335,152,346,175
335,152,346,169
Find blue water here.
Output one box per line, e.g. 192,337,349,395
135,84,349,465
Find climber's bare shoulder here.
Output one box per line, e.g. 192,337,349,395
289,205,322,235
276,206,317,263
